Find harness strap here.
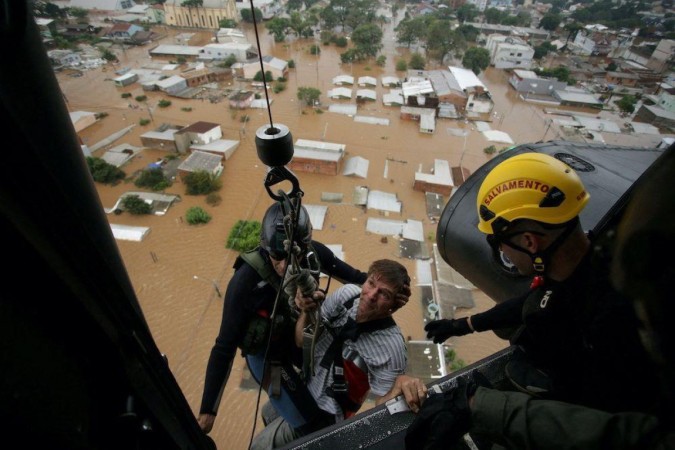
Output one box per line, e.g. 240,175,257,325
320,293,396,414
238,248,280,290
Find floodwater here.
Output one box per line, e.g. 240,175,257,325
54,16,597,450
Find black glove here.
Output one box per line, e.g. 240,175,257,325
405,372,492,450
424,318,473,344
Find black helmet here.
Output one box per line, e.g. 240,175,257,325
261,202,313,259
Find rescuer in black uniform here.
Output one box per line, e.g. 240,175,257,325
424,152,658,413
197,202,367,437
407,147,675,449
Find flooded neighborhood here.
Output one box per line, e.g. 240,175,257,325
35,0,675,448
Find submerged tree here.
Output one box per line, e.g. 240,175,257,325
297,86,321,106
462,47,490,75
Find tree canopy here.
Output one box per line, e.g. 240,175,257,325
462,47,490,75
297,86,322,106
184,170,222,195
86,157,125,184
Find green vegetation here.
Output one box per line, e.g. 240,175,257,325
534,41,556,60
376,55,386,67
445,348,466,372
98,47,117,62
297,86,321,106
184,170,222,195
121,92,132,98
95,112,108,120
334,36,348,47
535,66,576,85
206,192,222,206
539,13,562,31
617,95,637,114
181,107,193,112
157,99,171,108
309,44,321,55
484,145,497,155
570,0,648,30
135,95,147,102
134,167,171,191
351,23,383,59
395,59,408,72
462,47,490,75
273,81,286,93
139,118,151,126
122,195,152,215
186,206,212,225
287,59,295,69
254,70,273,82
409,52,425,70
86,156,125,184
226,220,262,252
456,3,479,23
241,7,262,23
217,54,237,69
219,18,237,28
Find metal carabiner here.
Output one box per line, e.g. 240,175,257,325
264,166,303,201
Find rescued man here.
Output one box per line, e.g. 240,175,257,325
252,259,427,449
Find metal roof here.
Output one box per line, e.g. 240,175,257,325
448,66,486,91
482,130,514,144
415,159,453,186
110,224,150,242
342,156,369,178
366,217,405,235
354,116,389,126
356,89,377,100
366,190,401,213
328,104,357,115
328,87,352,99
332,75,354,85
303,204,328,231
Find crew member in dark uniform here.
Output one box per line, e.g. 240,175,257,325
197,202,367,437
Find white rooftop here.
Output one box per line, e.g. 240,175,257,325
366,218,405,236
342,156,369,178
358,76,377,86
482,130,514,144
303,204,328,231
449,66,486,91
110,224,150,242
333,75,354,85
328,104,358,116
367,190,401,213
415,159,453,186
328,87,353,99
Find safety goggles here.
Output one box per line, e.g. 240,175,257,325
486,230,545,254
266,231,288,260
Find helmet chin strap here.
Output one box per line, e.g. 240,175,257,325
502,220,578,277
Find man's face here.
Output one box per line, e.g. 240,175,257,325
488,232,536,276
269,255,287,277
357,274,398,323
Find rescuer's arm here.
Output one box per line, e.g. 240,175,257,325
198,265,260,433
425,293,526,343
470,387,662,450
312,240,368,285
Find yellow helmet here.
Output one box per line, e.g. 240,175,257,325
477,153,590,235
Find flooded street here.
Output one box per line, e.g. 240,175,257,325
53,18,595,449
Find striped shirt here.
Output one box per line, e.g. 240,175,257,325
307,284,407,418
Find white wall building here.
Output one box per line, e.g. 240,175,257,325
200,42,257,61
485,35,534,69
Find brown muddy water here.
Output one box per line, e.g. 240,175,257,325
54,19,598,449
